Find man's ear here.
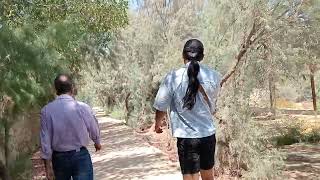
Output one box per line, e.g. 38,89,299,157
72,86,78,96
51,87,57,97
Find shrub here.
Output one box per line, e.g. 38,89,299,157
273,122,320,146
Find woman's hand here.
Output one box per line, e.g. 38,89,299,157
154,110,166,133
155,121,163,133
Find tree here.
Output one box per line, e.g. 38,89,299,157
83,0,202,126
301,0,320,112
0,1,129,178
283,0,320,112
197,0,311,177
83,0,284,178
76,0,318,178
83,0,285,178
0,0,128,32
0,0,128,75
0,26,60,179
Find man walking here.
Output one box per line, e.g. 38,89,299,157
40,74,101,180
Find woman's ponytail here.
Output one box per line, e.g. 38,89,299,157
183,60,200,110
182,39,204,110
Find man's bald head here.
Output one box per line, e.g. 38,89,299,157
54,74,74,95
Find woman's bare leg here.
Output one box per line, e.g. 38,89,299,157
200,169,214,180
183,173,200,180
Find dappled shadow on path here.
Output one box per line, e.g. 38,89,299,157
283,144,320,180
87,117,181,180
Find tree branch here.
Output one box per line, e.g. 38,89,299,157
217,18,238,48
220,22,260,87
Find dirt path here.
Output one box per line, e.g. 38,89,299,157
283,144,320,180
87,113,181,180
31,108,319,179
89,111,320,180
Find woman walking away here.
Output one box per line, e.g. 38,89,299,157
153,39,221,180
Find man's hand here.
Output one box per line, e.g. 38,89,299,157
94,143,102,152
43,159,54,180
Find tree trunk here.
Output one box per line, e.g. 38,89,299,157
268,73,276,117
0,161,10,180
173,0,182,11
1,118,10,180
124,93,132,124
310,73,317,111
217,22,264,174
4,118,10,171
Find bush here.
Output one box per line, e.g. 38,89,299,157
10,153,32,180
303,128,320,143
109,107,126,120
274,127,302,146
274,123,320,146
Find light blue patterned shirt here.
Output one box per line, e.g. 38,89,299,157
153,63,221,138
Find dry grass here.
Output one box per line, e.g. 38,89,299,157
276,98,300,109
296,115,320,134
275,99,314,110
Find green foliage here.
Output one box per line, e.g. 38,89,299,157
109,108,126,120
0,0,128,32
304,128,320,143
9,153,32,180
77,0,320,178
0,21,96,112
0,25,65,178
274,124,320,146
79,0,201,126
1,0,129,75
0,26,59,112
79,0,286,178
0,0,129,178
198,0,291,178
275,127,302,146
0,0,318,178
0,0,129,121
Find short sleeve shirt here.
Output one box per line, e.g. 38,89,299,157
153,63,221,138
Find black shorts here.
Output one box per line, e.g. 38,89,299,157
177,134,216,175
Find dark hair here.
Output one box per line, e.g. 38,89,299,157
54,74,74,95
182,39,204,110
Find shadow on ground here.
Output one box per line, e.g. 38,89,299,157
283,144,320,180
87,117,181,180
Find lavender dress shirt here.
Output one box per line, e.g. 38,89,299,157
40,95,100,160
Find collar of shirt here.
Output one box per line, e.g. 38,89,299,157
56,94,74,100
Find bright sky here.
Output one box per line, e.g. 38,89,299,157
129,0,139,10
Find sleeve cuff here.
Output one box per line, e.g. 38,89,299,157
41,152,52,160
93,138,101,145
153,103,167,112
